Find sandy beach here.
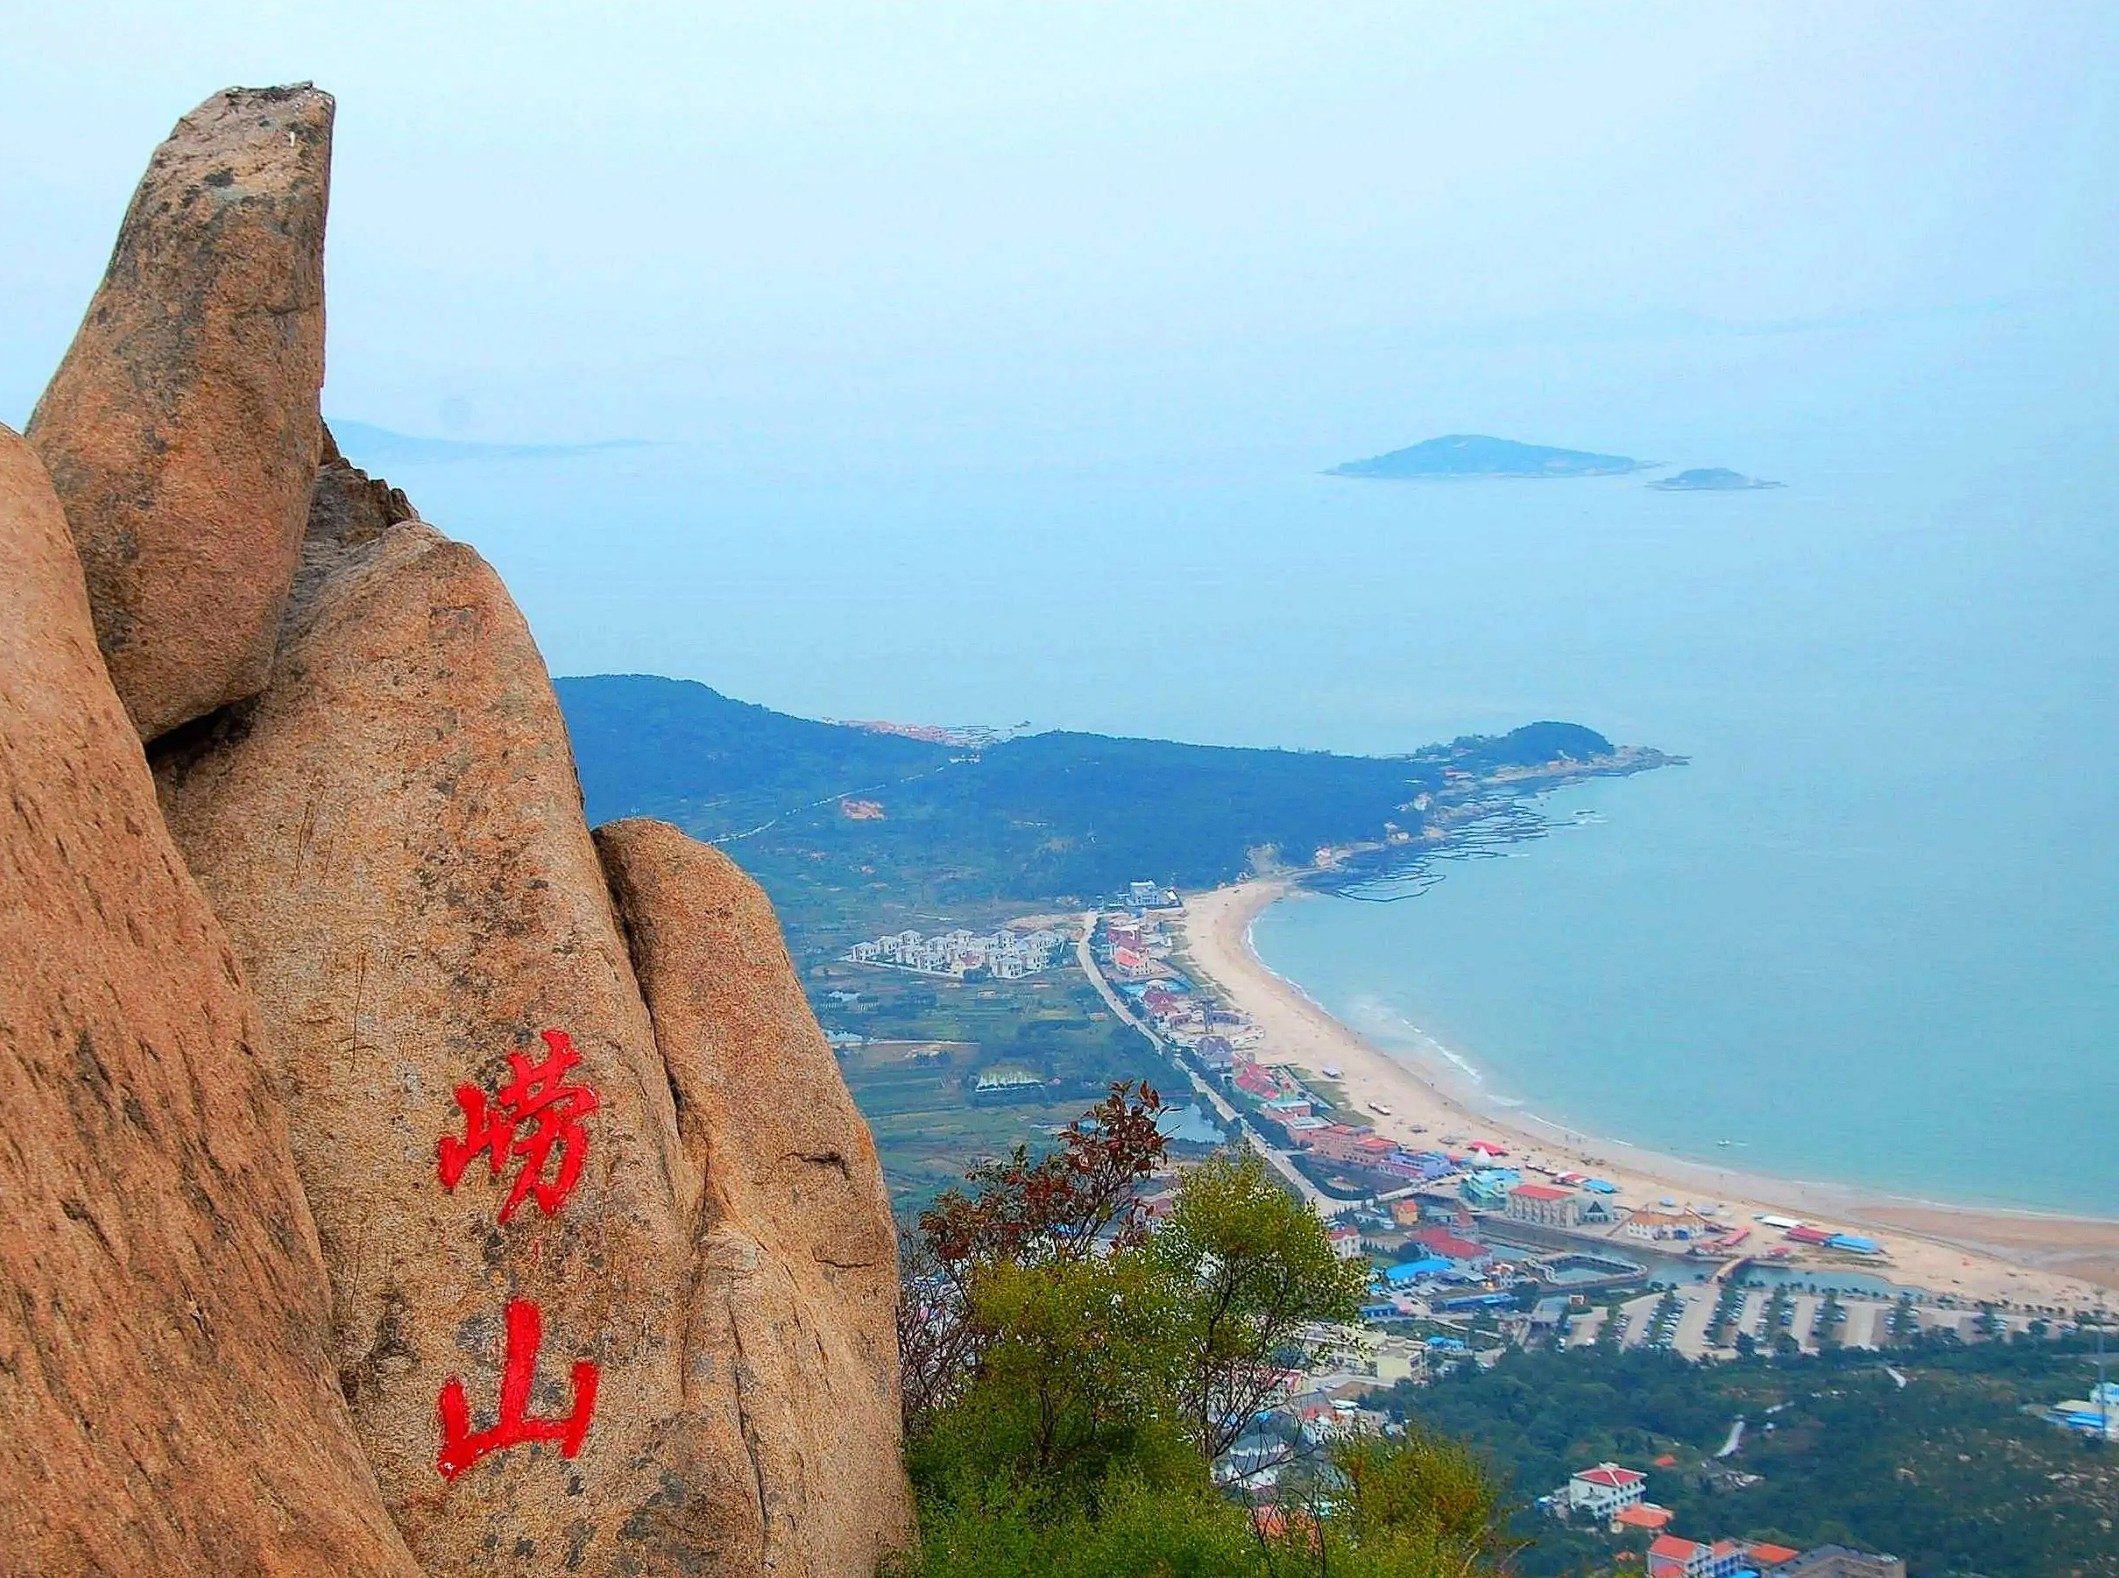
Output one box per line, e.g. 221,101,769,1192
1176,879,2119,1310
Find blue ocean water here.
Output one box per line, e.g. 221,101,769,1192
370,340,2119,1217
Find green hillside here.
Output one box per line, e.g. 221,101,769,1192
556,673,1656,915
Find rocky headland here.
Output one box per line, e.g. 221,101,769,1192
2,84,907,1577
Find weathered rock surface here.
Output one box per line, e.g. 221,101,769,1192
28,84,333,742
0,424,422,1577
293,425,419,624
597,818,911,1576
156,506,906,1574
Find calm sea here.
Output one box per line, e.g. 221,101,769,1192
375,357,2119,1217
1224,457,2119,1216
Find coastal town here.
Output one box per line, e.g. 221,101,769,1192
1044,884,2116,1572
1061,884,2113,1381
816,877,2116,1571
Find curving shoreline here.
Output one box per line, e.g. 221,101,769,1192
1175,878,2119,1307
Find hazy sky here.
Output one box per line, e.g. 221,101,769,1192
6,3,2117,471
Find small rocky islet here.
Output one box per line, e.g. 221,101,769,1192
1648,466,1784,491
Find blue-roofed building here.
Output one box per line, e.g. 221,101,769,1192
1582,1178,1620,1194
1826,1233,1882,1255
1383,1149,1455,1183
1437,1291,1517,1311
1461,1168,1518,1208
2044,1383,2119,1439
1383,1256,1453,1286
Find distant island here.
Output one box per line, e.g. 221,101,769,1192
1648,466,1782,492
1330,433,1649,480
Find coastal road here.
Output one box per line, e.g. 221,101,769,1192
1073,913,1333,1211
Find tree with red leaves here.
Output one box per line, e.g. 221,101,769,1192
898,1080,1167,1428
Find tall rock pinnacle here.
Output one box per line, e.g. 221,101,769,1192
28,84,333,742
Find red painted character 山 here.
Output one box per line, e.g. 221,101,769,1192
437,1028,601,1221
437,1298,600,1482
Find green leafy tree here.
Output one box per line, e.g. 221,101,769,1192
1149,1151,1373,1460
923,1252,1193,1495
895,1084,1520,1577
1321,1431,1520,1578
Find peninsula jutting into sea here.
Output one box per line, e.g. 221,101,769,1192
554,674,2119,1316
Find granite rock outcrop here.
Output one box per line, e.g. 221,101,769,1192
0,424,423,1578
8,80,908,1578
155,474,910,1573
28,85,333,742
597,818,911,1576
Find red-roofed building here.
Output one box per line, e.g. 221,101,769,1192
1407,1225,1492,1269
1327,1221,1365,1260
1743,1544,1802,1569
1615,1504,1676,1532
1505,1182,1583,1229
1648,1536,1710,1578
1250,1505,1319,1548
1302,1124,1380,1165
1566,1462,1646,1518
1647,1536,1751,1578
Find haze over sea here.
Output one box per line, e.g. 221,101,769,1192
362,306,2119,1221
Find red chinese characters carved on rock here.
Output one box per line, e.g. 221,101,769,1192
437,1027,601,1222
437,1298,600,1483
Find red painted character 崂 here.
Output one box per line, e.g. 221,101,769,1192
437,1027,601,1221
436,1298,599,1482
